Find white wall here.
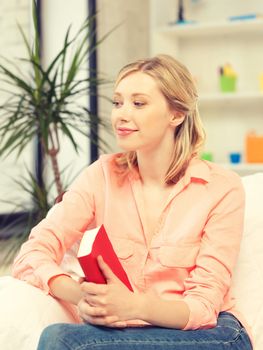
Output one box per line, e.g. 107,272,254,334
0,0,33,213
41,0,91,195
97,0,150,153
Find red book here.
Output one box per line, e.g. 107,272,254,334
77,225,133,292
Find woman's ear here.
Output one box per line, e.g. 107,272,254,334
170,112,185,127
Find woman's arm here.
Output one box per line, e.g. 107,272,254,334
12,164,100,295
48,275,83,305
137,293,190,329
181,176,245,330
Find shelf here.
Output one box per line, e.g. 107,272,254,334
151,1,263,173
157,18,263,38
198,91,263,107
221,163,263,175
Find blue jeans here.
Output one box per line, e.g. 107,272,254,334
37,312,252,350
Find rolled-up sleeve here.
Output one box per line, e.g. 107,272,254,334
182,175,245,330
12,162,101,294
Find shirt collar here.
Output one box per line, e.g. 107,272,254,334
127,157,211,186
183,158,211,186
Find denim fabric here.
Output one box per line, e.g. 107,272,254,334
37,312,252,350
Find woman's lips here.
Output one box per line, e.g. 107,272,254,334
116,127,138,136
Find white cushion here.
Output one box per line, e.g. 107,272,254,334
0,276,76,350
232,172,263,350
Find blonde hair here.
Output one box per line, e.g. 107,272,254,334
113,54,205,184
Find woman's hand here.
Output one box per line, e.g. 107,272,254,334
77,256,139,327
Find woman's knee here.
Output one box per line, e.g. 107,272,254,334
37,324,68,350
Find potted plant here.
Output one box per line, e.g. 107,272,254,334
0,0,111,263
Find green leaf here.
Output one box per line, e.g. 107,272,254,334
59,121,79,152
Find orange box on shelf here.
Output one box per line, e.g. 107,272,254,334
246,133,263,163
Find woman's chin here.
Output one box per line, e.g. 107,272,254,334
116,141,136,152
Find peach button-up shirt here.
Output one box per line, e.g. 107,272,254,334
13,154,247,332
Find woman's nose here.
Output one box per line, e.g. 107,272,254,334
119,114,130,122
116,104,132,121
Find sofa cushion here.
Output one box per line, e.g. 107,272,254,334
232,172,263,349
0,276,76,350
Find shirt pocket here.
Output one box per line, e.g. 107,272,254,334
111,237,135,261
158,243,200,268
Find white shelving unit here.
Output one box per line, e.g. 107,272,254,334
150,0,263,175
198,91,263,107
157,18,263,37
221,163,263,176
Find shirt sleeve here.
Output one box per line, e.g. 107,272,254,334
182,173,245,330
12,160,102,294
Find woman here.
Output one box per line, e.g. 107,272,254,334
13,55,252,349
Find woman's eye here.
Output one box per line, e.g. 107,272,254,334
134,101,145,107
112,101,121,108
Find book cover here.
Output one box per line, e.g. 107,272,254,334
77,225,133,292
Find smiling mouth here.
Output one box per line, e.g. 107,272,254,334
116,128,138,136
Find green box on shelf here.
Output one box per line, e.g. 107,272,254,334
201,152,213,161
220,75,237,92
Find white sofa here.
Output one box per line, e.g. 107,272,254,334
0,172,262,350
232,172,263,349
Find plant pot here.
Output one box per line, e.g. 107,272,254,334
220,75,237,92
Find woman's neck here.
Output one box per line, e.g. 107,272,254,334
136,148,173,187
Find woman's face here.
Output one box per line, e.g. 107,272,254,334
111,71,179,153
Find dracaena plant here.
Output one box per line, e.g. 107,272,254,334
0,0,111,197
0,0,113,263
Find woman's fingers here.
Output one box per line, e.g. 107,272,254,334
78,299,127,328
84,293,106,307
107,321,127,328
78,299,106,317
81,281,107,295
81,313,120,326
